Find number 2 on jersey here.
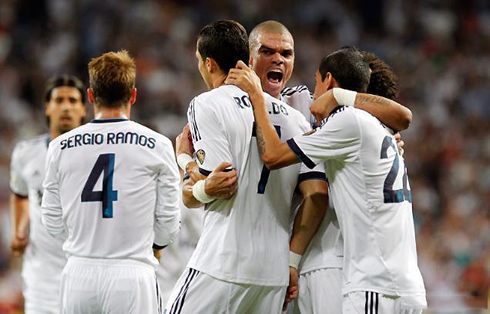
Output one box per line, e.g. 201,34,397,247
253,123,281,194
380,136,412,203
81,153,118,218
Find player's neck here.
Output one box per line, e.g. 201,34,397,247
212,73,228,89
94,105,130,120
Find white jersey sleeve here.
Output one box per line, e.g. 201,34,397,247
287,107,360,168
10,143,28,197
41,142,65,237
188,97,233,174
154,138,181,248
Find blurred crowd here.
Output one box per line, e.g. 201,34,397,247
0,0,488,311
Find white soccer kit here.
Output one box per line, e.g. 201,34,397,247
166,85,318,313
288,106,427,311
281,85,343,314
10,134,66,313
42,118,181,313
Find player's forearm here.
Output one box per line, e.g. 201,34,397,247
10,194,29,236
154,206,181,248
355,93,412,131
249,92,298,169
182,179,204,208
290,185,328,255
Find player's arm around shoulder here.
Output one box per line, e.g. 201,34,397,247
226,61,300,170
41,139,65,238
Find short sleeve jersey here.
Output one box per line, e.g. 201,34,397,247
186,85,317,286
41,119,181,267
288,106,426,303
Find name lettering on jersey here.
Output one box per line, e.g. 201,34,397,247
60,132,156,150
233,95,252,109
271,102,288,116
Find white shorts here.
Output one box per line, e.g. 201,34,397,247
165,268,286,314
23,263,63,314
343,291,425,314
60,257,162,314
24,284,59,314
293,267,343,314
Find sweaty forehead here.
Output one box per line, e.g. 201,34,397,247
256,32,294,51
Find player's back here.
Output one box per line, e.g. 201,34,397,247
187,85,311,286
323,107,425,301
46,119,179,266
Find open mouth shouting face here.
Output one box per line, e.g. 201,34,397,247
250,31,294,98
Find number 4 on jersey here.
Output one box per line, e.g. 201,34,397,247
81,153,118,218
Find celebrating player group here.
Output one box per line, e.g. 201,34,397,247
9,18,426,314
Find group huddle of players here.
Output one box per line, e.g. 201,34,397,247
10,19,426,314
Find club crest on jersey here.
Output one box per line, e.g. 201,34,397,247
196,149,206,165
303,129,317,136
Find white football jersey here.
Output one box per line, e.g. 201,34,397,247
186,85,317,286
10,134,66,293
289,106,426,303
281,85,344,273
281,85,317,127
42,119,181,267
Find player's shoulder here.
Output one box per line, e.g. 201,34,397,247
319,106,358,128
281,85,313,99
265,93,307,120
49,124,87,148
12,133,50,157
194,85,244,104
129,121,172,146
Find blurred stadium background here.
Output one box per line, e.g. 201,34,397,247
0,0,488,313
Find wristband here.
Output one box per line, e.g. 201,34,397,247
289,251,302,269
177,153,193,172
333,87,357,107
192,180,215,204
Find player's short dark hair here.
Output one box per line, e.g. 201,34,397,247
197,20,249,74
318,47,370,93
44,74,86,104
362,51,398,100
88,50,136,108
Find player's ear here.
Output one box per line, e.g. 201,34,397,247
87,88,95,104
326,73,340,90
130,88,137,105
206,57,218,74
248,55,254,68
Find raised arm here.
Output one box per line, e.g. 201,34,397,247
311,88,412,131
226,61,300,170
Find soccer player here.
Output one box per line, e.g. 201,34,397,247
9,75,87,313
165,20,326,314
41,51,182,313
246,20,412,313
227,56,427,313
